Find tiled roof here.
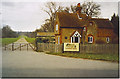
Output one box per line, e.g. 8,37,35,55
57,12,114,29
91,18,114,28
57,12,86,28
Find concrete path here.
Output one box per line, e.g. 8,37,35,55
14,38,28,43
2,38,119,77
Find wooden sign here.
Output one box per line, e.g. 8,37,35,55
64,43,80,52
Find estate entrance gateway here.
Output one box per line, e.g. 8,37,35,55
71,31,81,43
3,43,36,51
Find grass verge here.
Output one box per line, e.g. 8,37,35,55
2,37,19,46
46,52,119,62
25,36,35,44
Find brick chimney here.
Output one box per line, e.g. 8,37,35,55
76,3,82,17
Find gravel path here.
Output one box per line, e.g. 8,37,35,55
2,38,119,77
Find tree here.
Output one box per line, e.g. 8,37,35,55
70,5,77,13
81,1,101,17
111,13,119,35
42,2,64,32
39,1,101,32
2,25,18,38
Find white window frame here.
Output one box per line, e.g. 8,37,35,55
56,24,58,31
89,22,93,26
106,37,110,43
88,36,93,43
71,31,81,43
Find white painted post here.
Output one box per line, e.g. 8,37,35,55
71,37,72,43
73,37,75,43
78,37,80,43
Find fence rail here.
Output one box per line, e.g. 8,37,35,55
4,43,36,51
37,43,118,54
80,44,118,54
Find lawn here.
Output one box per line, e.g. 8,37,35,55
2,38,19,46
46,52,119,62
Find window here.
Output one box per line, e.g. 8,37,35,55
71,31,81,43
89,22,93,26
75,37,78,43
83,26,86,31
65,37,67,39
56,24,58,31
106,37,109,43
58,37,60,44
88,36,93,43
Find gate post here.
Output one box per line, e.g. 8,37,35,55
12,43,14,51
20,44,21,51
36,42,38,52
27,44,28,51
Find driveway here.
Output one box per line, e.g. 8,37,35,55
2,38,119,77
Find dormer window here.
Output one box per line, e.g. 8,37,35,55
83,26,87,31
56,24,58,31
89,22,93,26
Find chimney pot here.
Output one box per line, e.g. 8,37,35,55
77,3,81,7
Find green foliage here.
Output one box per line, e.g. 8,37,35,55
111,13,119,35
46,52,118,62
36,37,55,43
37,1,101,32
25,36,35,44
2,38,19,46
2,25,18,38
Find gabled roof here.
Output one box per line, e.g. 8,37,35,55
71,31,81,37
90,18,114,28
56,12,86,28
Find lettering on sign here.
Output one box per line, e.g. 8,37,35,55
64,43,79,51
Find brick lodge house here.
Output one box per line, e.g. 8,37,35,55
54,3,116,44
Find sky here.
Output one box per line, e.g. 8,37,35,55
1,0,119,32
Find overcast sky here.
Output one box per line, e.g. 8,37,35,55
1,0,119,32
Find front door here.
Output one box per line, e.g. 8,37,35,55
75,37,78,43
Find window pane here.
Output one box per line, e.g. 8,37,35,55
88,36,93,43
56,24,58,31
65,37,67,39
58,37,60,44
106,37,109,42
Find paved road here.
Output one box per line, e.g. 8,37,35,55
2,38,119,77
